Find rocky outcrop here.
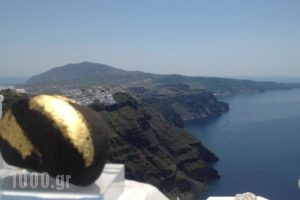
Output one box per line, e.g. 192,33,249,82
91,93,220,200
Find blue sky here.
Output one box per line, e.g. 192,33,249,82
0,0,300,77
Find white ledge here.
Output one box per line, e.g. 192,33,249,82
0,163,125,200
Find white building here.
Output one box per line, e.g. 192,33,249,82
15,88,26,94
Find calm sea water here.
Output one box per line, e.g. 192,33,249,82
186,89,300,200
0,76,29,85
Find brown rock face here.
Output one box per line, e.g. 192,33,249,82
0,95,110,186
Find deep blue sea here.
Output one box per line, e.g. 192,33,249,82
186,89,300,200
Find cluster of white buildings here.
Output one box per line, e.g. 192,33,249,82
62,86,120,106
0,84,121,107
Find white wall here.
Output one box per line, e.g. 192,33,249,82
0,95,4,119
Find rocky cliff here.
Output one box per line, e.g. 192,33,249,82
129,84,229,127
90,93,220,200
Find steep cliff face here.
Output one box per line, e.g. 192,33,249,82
129,85,229,127
91,93,220,200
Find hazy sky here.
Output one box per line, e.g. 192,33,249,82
1,0,300,77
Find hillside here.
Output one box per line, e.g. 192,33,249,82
25,62,157,87
153,74,300,96
24,62,300,96
91,93,220,199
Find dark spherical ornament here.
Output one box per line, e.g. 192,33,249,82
0,94,110,186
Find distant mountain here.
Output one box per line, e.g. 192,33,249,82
25,62,157,87
152,75,300,96
25,61,300,95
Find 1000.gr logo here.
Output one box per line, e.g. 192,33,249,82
12,172,71,190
